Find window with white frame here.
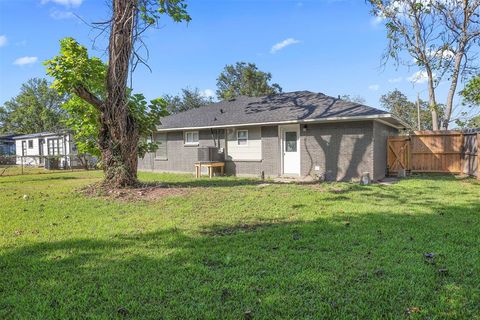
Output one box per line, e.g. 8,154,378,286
28,140,33,149
237,130,248,146
184,131,199,145
47,138,64,156
154,133,167,160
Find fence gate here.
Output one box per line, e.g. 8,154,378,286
387,137,410,174
387,131,479,178
410,131,463,173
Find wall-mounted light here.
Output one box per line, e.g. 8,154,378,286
302,124,308,132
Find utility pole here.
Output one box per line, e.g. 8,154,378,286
416,93,421,131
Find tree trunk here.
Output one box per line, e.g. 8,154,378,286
426,67,440,131
100,0,139,188
442,45,465,130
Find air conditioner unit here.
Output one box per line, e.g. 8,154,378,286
197,146,224,162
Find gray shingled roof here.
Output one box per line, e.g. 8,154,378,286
13,131,66,139
158,91,404,130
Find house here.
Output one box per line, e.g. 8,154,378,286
0,134,18,165
13,131,78,168
138,91,407,181
0,134,17,156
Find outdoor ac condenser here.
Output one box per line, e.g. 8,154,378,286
197,146,224,162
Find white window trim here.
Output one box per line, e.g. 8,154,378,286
184,130,199,146
237,129,248,146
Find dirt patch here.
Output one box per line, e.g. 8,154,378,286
81,183,188,202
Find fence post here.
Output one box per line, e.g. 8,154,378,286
477,133,480,180
21,156,24,175
460,133,465,176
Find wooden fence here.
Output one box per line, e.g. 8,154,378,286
387,130,479,178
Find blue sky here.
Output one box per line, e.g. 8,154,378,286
0,0,461,111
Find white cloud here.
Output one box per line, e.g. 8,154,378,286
50,10,74,19
0,35,7,47
13,56,38,66
407,70,435,84
370,16,385,26
201,89,215,98
426,48,455,59
270,38,301,54
368,84,380,91
388,77,403,83
41,0,83,7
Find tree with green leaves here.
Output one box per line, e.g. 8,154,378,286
216,62,282,100
46,39,169,167
461,75,480,106
466,115,480,128
458,75,480,128
368,0,480,130
45,0,190,188
163,88,214,114
0,78,66,134
340,95,366,104
380,89,433,130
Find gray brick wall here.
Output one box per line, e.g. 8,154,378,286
139,121,396,181
260,126,280,177
373,121,399,180
138,129,225,174
301,121,375,181
225,160,263,177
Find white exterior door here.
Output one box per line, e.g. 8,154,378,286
280,125,300,176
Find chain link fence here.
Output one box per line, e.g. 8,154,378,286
0,154,98,177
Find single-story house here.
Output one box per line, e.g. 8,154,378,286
139,91,407,181
0,134,17,156
13,131,78,168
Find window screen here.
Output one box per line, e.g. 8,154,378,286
184,131,199,145
155,133,167,160
237,130,248,145
285,132,297,152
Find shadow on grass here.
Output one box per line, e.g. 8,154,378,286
0,175,82,185
1,201,479,319
141,172,478,190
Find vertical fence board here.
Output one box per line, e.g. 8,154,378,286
477,133,480,180
388,130,479,177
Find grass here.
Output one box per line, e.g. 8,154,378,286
0,171,479,319
0,165,87,177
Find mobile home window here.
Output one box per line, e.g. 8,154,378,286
28,140,33,149
237,130,248,146
155,133,167,160
184,131,199,145
47,138,64,156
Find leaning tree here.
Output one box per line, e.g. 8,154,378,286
369,0,480,130
46,0,190,188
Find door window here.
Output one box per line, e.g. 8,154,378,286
285,132,297,152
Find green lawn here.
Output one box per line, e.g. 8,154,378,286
0,165,86,177
1,171,479,319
